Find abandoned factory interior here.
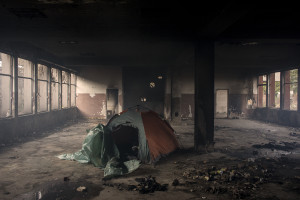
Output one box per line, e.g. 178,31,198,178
0,1,300,200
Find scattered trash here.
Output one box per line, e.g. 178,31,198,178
252,142,300,151
289,132,300,138
179,157,291,199
76,186,87,192
172,179,179,186
133,176,168,194
105,175,168,194
63,177,70,181
289,132,297,136
8,156,18,159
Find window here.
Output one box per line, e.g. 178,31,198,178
62,71,70,108
18,58,34,115
70,73,76,107
268,72,280,108
51,68,61,110
283,69,298,110
37,64,49,112
0,53,13,118
257,75,267,107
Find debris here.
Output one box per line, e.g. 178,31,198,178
63,177,70,181
76,186,87,192
135,176,168,194
123,176,168,194
172,179,179,186
252,142,300,151
289,132,297,136
252,150,258,155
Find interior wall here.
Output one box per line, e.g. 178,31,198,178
76,66,123,119
0,108,78,144
165,64,195,122
214,69,249,118
215,40,300,125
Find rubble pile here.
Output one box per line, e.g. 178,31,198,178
103,175,168,194
178,158,284,199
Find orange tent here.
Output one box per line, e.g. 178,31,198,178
106,107,180,163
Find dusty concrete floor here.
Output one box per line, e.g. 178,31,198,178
0,118,300,200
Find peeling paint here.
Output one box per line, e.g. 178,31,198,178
188,105,193,117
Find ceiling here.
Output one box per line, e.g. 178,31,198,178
0,0,300,69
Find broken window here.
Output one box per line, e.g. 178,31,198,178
18,58,34,115
62,71,70,108
268,72,280,108
37,64,49,112
283,69,298,110
257,75,267,107
0,53,13,118
51,68,61,110
70,73,76,107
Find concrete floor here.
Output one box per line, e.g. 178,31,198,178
0,119,300,200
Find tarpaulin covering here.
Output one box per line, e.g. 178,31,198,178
58,123,140,178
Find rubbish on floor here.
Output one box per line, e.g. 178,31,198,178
57,106,180,178
76,186,87,192
172,178,179,186
106,175,168,194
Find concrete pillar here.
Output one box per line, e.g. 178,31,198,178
269,73,275,107
194,40,214,151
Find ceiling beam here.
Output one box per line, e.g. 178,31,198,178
198,1,254,38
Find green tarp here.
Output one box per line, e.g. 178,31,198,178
57,122,141,178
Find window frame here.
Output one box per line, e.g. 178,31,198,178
282,69,298,111
50,67,61,111
257,74,268,108
17,58,34,116
62,70,70,109
0,53,13,118
70,73,77,107
37,64,50,113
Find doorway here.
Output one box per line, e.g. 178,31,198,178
215,89,228,118
106,89,118,120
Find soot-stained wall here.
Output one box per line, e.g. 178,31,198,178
164,64,195,122
214,69,250,118
76,66,123,119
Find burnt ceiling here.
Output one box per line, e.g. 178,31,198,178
0,0,300,68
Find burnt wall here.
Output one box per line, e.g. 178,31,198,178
76,66,123,119
215,69,249,118
166,64,195,122
0,108,78,144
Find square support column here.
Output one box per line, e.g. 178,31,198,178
194,40,214,151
